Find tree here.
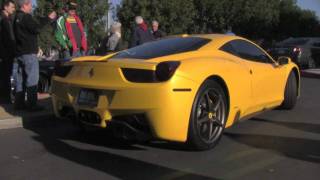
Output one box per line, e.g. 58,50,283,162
118,0,320,43
118,0,196,42
230,0,280,39
192,0,280,38
275,0,320,39
76,0,109,48
33,0,109,52
33,0,59,54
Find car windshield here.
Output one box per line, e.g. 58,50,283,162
111,37,211,60
280,38,309,46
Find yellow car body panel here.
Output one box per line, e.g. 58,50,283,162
51,34,300,142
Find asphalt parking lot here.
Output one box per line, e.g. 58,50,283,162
0,77,319,180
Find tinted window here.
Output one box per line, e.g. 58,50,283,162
221,40,272,63
220,42,238,56
111,37,211,60
313,42,320,47
281,38,309,46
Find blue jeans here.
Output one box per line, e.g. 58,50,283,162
72,50,85,57
63,50,71,61
15,54,39,92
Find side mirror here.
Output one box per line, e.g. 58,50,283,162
277,56,291,66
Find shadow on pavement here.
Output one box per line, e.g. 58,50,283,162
1,95,52,120
143,141,191,151
225,132,320,163
250,118,320,134
32,135,215,180
23,112,216,179
23,114,145,151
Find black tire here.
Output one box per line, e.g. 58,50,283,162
187,80,228,150
279,72,297,110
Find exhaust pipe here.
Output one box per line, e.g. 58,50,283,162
110,119,151,142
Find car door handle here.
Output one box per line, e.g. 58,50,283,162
250,70,253,74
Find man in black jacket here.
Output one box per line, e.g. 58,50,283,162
0,0,16,104
151,20,165,40
14,0,56,111
130,16,154,48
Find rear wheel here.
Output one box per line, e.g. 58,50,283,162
187,80,228,150
279,72,297,110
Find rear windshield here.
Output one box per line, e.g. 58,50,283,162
280,38,309,46
111,37,211,60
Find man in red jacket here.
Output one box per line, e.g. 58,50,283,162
65,2,87,57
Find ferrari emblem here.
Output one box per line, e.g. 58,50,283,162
208,112,216,119
208,112,214,119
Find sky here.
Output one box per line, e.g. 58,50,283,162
297,0,320,18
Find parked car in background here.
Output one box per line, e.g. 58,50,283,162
10,59,61,103
268,37,320,69
38,60,57,93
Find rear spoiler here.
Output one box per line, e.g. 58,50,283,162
71,53,116,62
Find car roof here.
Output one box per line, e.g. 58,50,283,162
188,34,240,41
176,34,245,50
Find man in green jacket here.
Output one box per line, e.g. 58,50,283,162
55,8,71,60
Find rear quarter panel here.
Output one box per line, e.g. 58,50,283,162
175,51,253,127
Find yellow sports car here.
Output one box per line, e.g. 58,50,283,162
51,34,300,150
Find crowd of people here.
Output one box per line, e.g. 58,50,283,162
0,0,167,110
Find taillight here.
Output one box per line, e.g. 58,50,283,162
293,47,302,54
155,61,180,81
121,68,156,83
121,61,180,83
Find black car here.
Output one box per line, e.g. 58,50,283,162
38,60,57,93
10,60,62,103
268,37,320,69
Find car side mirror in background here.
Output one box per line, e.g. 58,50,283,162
277,56,291,66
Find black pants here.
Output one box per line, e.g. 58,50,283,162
0,58,13,103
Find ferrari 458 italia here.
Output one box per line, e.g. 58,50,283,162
51,34,300,150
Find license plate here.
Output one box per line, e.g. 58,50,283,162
77,89,99,107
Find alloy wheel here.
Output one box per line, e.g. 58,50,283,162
196,88,226,144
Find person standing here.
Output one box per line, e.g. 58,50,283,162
151,20,165,40
96,22,125,55
55,6,71,60
225,26,235,36
107,22,124,52
14,0,56,111
0,0,16,104
64,1,87,57
130,16,154,48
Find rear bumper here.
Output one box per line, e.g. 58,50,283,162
51,75,199,142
